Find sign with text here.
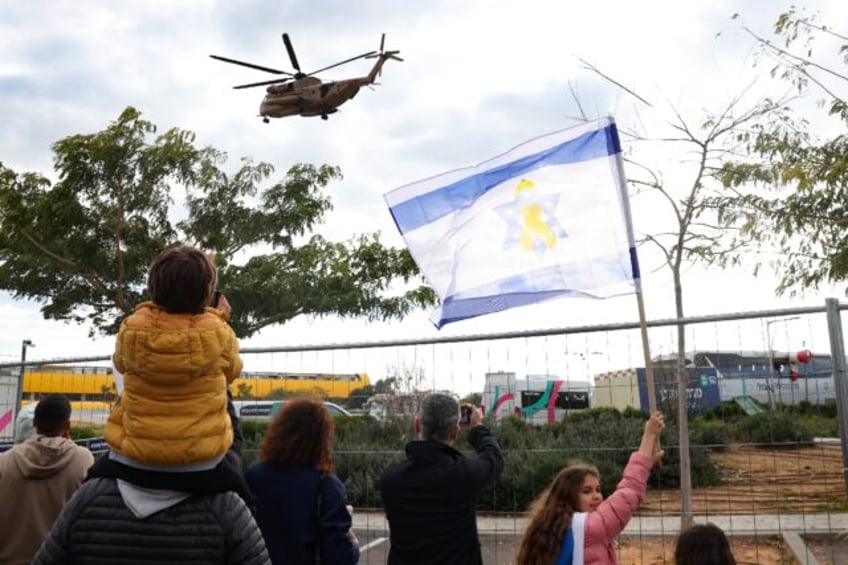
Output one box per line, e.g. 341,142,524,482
637,368,721,415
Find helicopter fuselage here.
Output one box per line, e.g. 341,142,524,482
259,54,390,119
260,78,365,118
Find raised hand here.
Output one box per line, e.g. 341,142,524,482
639,411,665,465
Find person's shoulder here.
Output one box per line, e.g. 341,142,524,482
120,302,163,329
70,443,95,464
244,461,266,479
203,489,252,517
194,310,237,337
324,472,348,492
0,445,15,469
76,476,119,498
378,458,409,482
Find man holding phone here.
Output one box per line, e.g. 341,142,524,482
379,393,504,565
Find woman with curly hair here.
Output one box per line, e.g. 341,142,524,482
515,412,665,565
245,398,359,565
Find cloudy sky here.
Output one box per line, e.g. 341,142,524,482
1,0,845,385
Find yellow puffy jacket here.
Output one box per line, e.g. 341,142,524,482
105,301,243,466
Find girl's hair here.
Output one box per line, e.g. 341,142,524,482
674,523,736,565
515,464,600,565
147,245,217,314
258,397,335,473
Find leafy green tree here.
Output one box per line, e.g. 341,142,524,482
346,377,398,409
0,107,436,337
712,9,848,294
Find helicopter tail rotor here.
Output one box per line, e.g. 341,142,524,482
365,33,404,64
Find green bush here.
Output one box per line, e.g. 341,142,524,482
69,425,104,440
240,420,269,441
697,402,747,422
735,413,814,448
797,415,839,438
242,410,723,512
564,406,623,424
820,400,838,419
784,400,838,419
690,419,729,452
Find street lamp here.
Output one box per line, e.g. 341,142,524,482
766,317,800,410
15,339,35,422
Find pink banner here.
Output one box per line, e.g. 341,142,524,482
0,410,12,433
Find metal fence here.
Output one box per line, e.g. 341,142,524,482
3,299,848,564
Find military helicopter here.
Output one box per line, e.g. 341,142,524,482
210,33,402,122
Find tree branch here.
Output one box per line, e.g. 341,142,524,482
577,57,654,108
21,230,114,300
243,310,301,335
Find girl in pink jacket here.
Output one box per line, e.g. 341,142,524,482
516,412,665,565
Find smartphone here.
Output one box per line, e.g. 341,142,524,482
211,290,222,308
460,406,472,424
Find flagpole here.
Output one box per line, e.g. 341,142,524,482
635,284,657,413
608,118,658,415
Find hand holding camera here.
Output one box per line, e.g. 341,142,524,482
211,290,232,317
459,403,482,428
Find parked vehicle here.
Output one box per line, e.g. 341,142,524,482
232,399,352,421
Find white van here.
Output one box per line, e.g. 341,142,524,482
232,400,351,421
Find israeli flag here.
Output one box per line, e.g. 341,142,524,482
385,117,639,328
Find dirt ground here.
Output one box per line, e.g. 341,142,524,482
805,535,848,565
640,443,846,515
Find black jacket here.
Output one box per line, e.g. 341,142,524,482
32,478,269,565
379,425,504,565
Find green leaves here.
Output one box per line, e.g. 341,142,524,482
711,10,848,295
0,107,436,337
221,233,436,336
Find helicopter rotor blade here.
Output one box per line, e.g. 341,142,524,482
210,54,293,76
282,33,301,72
233,77,293,90
306,51,376,77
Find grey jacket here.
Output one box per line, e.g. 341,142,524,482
33,477,269,565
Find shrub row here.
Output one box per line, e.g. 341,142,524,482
243,410,721,512
71,403,822,513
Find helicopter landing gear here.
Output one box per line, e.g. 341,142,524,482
262,116,270,124
321,114,328,120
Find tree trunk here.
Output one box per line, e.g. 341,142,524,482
675,270,694,530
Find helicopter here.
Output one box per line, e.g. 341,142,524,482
210,33,402,122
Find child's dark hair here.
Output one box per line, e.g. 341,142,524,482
674,523,736,565
147,246,216,314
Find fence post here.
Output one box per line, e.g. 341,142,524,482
825,298,848,493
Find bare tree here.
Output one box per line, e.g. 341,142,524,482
576,62,782,528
